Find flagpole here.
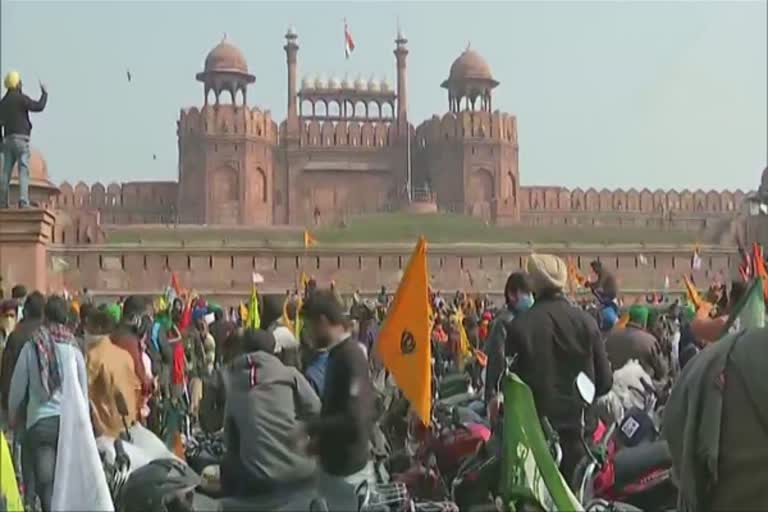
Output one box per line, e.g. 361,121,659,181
406,124,412,203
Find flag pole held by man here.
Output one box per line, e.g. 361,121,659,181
376,236,432,425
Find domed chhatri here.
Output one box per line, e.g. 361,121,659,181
379,77,390,92
328,76,341,90
442,46,498,87
10,148,51,186
204,37,249,74
314,74,328,90
354,75,366,91
367,76,380,92
340,75,352,90
301,75,313,91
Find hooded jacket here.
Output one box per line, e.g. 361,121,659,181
222,351,321,486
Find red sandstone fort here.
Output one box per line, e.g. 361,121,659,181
1,30,766,300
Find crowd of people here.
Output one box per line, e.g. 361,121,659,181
0,248,767,511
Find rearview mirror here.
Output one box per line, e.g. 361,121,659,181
575,372,596,405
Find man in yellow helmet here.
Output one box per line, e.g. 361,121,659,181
0,70,47,208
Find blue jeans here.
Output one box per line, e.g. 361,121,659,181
0,135,31,208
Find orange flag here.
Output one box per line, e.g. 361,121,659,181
170,271,184,296
377,237,432,425
303,230,317,248
683,274,704,309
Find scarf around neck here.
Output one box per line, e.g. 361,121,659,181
33,323,75,401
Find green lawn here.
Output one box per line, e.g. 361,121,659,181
105,213,704,246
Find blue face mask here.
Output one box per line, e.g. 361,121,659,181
514,294,534,313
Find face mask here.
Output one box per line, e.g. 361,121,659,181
514,294,534,313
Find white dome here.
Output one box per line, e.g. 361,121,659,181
340,75,352,89
301,75,313,90
379,77,390,92
367,76,380,92
354,75,366,91
286,25,297,37
314,74,327,90
328,76,341,90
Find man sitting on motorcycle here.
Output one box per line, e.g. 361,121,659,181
605,304,668,382
505,254,613,479
204,328,321,496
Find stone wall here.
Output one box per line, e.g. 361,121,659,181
48,243,737,299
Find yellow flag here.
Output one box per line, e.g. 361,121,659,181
454,309,473,371
377,237,432,425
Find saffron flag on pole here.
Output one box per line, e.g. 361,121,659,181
344,19,355,59
304,230,317,249
377,237,432,425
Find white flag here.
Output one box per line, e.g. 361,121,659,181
692,250,702,271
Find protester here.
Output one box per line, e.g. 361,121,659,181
505,254,613,480
112,295,153,416
484,272,533,403
0,300,17,354
605,304,668,381
665,326,768,510
7,295,86,512
211,328,321,496
210,306,235,367
85,306,141,438
302,289,375,511
0,71,47,208
0,291,45,416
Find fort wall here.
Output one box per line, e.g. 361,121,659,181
48,243,737,300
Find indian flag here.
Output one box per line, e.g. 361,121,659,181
721,277,765,336
344,19,355,59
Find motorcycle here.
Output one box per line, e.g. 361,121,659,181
394,397,491,500
572,375,676,512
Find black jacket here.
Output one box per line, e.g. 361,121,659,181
505,294,612,432
0,89,47,138
307,336,373,476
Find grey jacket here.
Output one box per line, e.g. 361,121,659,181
605,326,668,381
220,351,321,484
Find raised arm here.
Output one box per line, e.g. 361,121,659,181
24,89,47,113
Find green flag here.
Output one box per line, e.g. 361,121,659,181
501,373,583,511
721,277,765,336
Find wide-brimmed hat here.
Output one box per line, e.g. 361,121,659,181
527,253,568,291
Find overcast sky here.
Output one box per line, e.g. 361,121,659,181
2,0,766,190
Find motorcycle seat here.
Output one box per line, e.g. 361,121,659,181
612,440,672,488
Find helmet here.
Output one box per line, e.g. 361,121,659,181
4,71,20,90
121,459,201,512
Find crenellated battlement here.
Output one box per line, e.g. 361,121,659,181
295,119,399,148
519,186,749,215
414,110,517,146
178,105,278,142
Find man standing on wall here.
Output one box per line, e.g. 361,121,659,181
0,71,47,209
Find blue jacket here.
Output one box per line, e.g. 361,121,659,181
303,350,329,397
